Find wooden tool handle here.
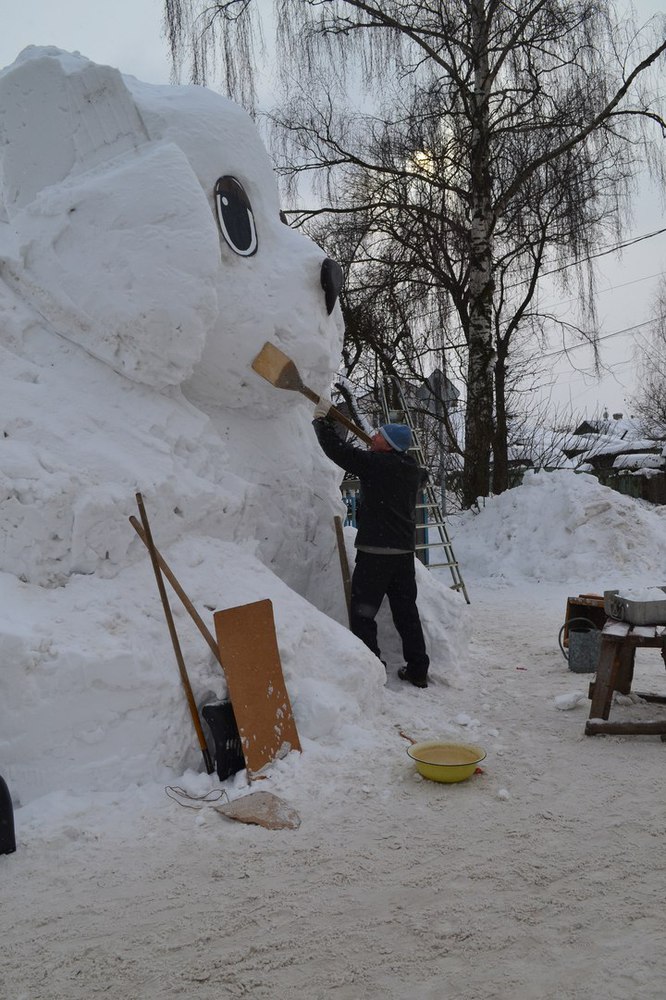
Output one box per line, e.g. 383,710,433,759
328,404,374,446
135,493,214,775
333,515,352,625
129,516,222,667
302,386,373,445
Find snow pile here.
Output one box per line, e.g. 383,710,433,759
451,469,666,587
0,47,466,810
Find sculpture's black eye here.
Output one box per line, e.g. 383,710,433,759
214,176,258,256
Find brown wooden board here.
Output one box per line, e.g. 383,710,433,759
213,599,301,777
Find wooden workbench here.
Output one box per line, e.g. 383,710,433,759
585,619,666,736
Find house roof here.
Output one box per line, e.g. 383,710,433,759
572,416,644,438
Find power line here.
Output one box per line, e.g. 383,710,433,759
507,226,666,289
542,357,637,389
544,226,666,277
576,226,666,266
539,269,664,312
541,314,666,359
596,270,664,294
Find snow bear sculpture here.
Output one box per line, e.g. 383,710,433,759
0,46,345,598
0,47,465,810
0,46,341,403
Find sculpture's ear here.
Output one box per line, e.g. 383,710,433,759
0,50,149,215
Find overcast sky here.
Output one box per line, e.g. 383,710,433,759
1,0,664,419
0,0,173,85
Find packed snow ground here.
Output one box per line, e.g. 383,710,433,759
4,472,666,999
2,47,666,1000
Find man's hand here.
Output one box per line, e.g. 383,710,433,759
314,396,333,419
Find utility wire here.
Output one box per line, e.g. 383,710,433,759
539,270,664,312
562,226,666,270
334,231,666,382
541,314,666,359
507,226,666,289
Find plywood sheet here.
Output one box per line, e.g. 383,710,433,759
213,599,301,777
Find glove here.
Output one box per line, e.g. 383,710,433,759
314,396,333,419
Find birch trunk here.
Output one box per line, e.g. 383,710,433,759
462,0,495,507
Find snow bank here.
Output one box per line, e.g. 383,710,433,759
452,469,666,588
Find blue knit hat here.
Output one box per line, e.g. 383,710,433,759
379,423,412,452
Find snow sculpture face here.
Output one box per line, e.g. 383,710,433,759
0,46,342,409
0,47,345,598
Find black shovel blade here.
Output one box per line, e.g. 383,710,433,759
0,774,16,855
202,702,246,782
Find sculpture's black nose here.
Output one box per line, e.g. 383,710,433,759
320,258,343,315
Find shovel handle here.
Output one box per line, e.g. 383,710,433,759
135,493,214,775
329,404,373,446
251,341,372,445
129,516,223,667
301,386,373,445
333,515,352,625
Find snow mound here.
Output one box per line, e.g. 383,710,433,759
452,470,666,587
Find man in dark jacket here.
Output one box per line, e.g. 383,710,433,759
313,398,430,688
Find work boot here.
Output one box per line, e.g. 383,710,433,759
398,667,428,689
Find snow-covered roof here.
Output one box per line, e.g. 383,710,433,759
573,416,645,438
612,453,666,470
584,437,659,459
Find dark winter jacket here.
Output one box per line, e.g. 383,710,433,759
313,417,427,551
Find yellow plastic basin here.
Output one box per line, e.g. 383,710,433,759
407,740,486,783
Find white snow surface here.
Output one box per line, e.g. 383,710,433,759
614,586,666,601
451,468,666,586
2,47,666,1000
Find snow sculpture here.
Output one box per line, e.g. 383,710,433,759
0,47,463,805
0,46,345,595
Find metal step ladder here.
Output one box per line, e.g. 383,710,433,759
380,380,470,604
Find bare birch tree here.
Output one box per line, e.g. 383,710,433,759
165,0,666,506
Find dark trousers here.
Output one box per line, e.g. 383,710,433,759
350,550,429,679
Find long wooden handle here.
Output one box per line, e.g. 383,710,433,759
300,385,373,445
129,516,223,668
135,493,214,775
333,516,352,625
